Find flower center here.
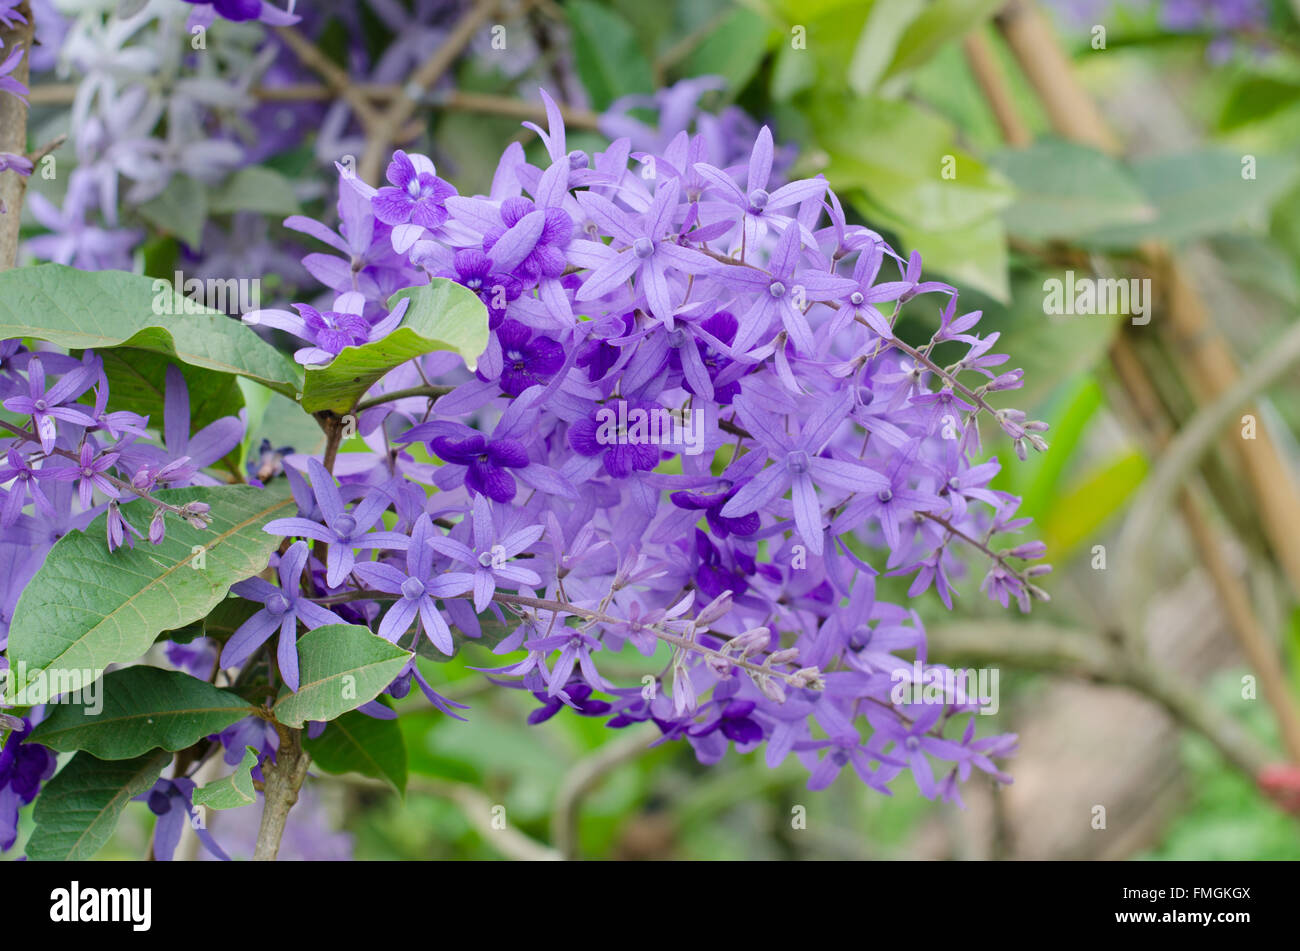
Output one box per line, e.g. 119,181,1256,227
747,188,769,212
333,513,357,536
877,488,893,503
33,398,47,412
768,281,786,298
401,576,426,599
478,550,496,568
787,450,809,475
850,291,864,306
81,466,95,478
406,178,421,199
632,237,655,259
947,476,961,490
567,150,587,170
904,736,921,753
267,593,291,617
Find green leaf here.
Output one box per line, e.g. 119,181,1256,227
27,751,171,861
209,166,302,216
304,707,407,793
677,9,774,91
882,0,1008,82
193,746,259,811
299,279,488,414
137,175,208,249
1083,150,1300,248
989,140,1157,240
271,625,412,728
9,484,294,682
1218,77,1300,132
31,666,251,759
1041,450,1148,559
855,192,1010,301
847,0,924,96
0,265,302,397
966,271,1119,405
1011,377,1103,515
813,96,1013,232
566,0,656,110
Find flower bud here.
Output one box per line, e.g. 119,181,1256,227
767,647,800,666
753,673,786,703
149,508,166,544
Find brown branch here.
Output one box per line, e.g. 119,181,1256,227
961,30,1031,147
275,25,383,131
252,726,311,861
990,0,1300,765
996,0,1300,603
0,2,35,271
26,82,602,132
927,621,1272,780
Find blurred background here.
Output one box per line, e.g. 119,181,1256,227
26,0,1300,859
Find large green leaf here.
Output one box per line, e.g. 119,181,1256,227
8,484,294,682
299,279,488,414
304,707,407,792
1041,450,1148,559
0,265,302,397
27,751,171,861
271,625,411,728
31,666,252,759
1083,150,1300,248
989,140,1157,241
565,0,656,110
857,192,1010,302
192,746,259,811
813,96,1013,233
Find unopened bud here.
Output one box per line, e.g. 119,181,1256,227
732,627,770,657
149,508,166,544
767,647,800,666
695,591,733,626
754,673,786,703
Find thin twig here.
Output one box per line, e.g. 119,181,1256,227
332,773,561,860
928,621,1272,779
358,0,500,185
551,722,658,859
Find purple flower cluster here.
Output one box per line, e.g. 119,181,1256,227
0,352,242,577
233,91,1049,801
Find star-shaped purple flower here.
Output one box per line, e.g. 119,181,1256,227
264,459,410,588
353,513,473,652
223,541,346,691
